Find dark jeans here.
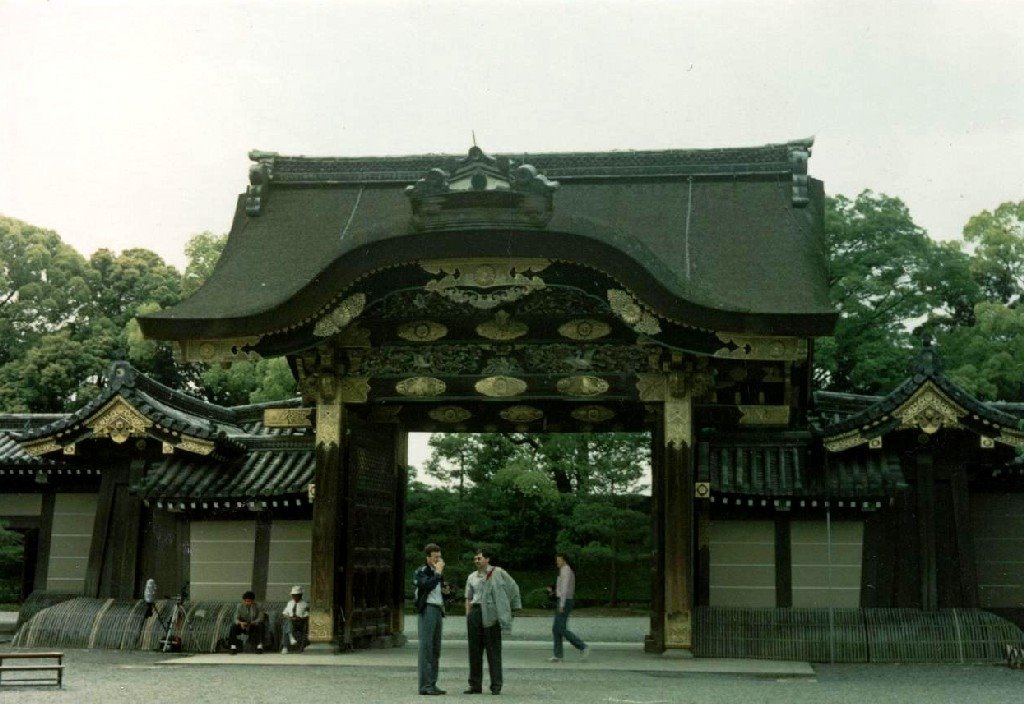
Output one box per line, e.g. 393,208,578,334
228,621,266,650
418,605,444,692
467,605,502,693
552,598,585,658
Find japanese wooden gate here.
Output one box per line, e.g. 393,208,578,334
138,141,835,651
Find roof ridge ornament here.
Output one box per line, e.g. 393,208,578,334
405,146,559,230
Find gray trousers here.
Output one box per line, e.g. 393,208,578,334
418,605,444,692
467,605,502,692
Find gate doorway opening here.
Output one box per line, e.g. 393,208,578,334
404,431,652,617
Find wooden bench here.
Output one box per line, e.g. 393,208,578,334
0,652,64,688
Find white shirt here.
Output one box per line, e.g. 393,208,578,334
282,599,309,618
464,568,493,605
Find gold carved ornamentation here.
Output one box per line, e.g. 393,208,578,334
62,444,75,456
316,404,343,448
664,395,692,448
607,289,661,335
421,258,549,310
162,442,175,455
636,373,667,402
714,333,808,361
475,376,527,398
571,405,615,423
314,293,367,338
556,375,609,397
476,310,528,341
665,610,692,650
980,436,995,449
308,608,332,643
894,381,965,434
558,318,611,341
868,437,883,449
396,377,447,397
429,406,472,424
397,321,448,343
307,482,316,502
175,436,215,456
823,429,868,453
737,405,791,426
499,405,543,423
263,408,314,428
997,430,1024,449
174,336,262,364
694,482,711,499
338,377,370,403
87,397,153,444
22,438,62,457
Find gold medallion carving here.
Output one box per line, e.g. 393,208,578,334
556,375,609,397
396,377,447,397
175,336,262,364
607,289,661,335
87,397,153,444
397,321,448,343
571,405,615,423
558,318,611,341
475,376,527,397
714,333,807,361
314,293,367,337
499,405,544,423
694,482,711,499
429,406,472,424
894,381,965,434
476,311,528,341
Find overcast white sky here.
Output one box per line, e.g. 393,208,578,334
2,0,1022,473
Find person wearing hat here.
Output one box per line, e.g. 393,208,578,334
280,585,309,653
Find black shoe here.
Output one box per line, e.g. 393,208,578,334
463,689,482,695
420,687,446,695
490,688,501,695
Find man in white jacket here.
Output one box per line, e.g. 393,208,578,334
463,548,521,695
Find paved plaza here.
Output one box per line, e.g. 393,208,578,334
2,615,1023,703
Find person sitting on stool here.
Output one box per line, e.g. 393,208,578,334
280,585,309,653
228,590,267,654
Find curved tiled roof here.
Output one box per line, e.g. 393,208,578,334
139,139,836,342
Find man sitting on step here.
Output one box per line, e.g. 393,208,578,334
228,590,267,654
280,585,310,653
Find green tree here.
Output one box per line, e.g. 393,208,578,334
815,191,979,394
182,231,227,298
963,200,1024,305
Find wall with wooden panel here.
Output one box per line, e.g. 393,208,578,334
46,493,97,593
266,520,312,602
189,520,256,601
791,519,863,607
709,520,776,607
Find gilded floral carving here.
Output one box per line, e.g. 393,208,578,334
397,321,448,343
558,318,611,341
476,311,528,341
607,289,661,335
499,405,544,423
429,406,472,424
571,405,615,423
475,376,527,397
314,293,367,337
556,375,609,397
86,397,153,444
396,377,447,397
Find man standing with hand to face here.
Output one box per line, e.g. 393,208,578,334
414,543,447,695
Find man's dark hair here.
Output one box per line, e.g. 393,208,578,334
242,590,256,600
556,552,575,571
475,547,494,562
424,543,441,556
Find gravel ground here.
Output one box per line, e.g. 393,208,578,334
0,647,1021,704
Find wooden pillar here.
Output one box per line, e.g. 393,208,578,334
392,431,409,643
645,420,666,653
639,371,703,652
309,396,346,646
949,462,979,607
916,450,937,611
252,513,272,602
774,518,793,608
34,491,55,591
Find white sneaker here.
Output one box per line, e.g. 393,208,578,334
580,646,589,660
289,635,298,646
280,647,289,654
229,645,238,655
547,657,562,663
256,644,263,653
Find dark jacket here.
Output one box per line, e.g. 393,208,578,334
413,562,445,614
